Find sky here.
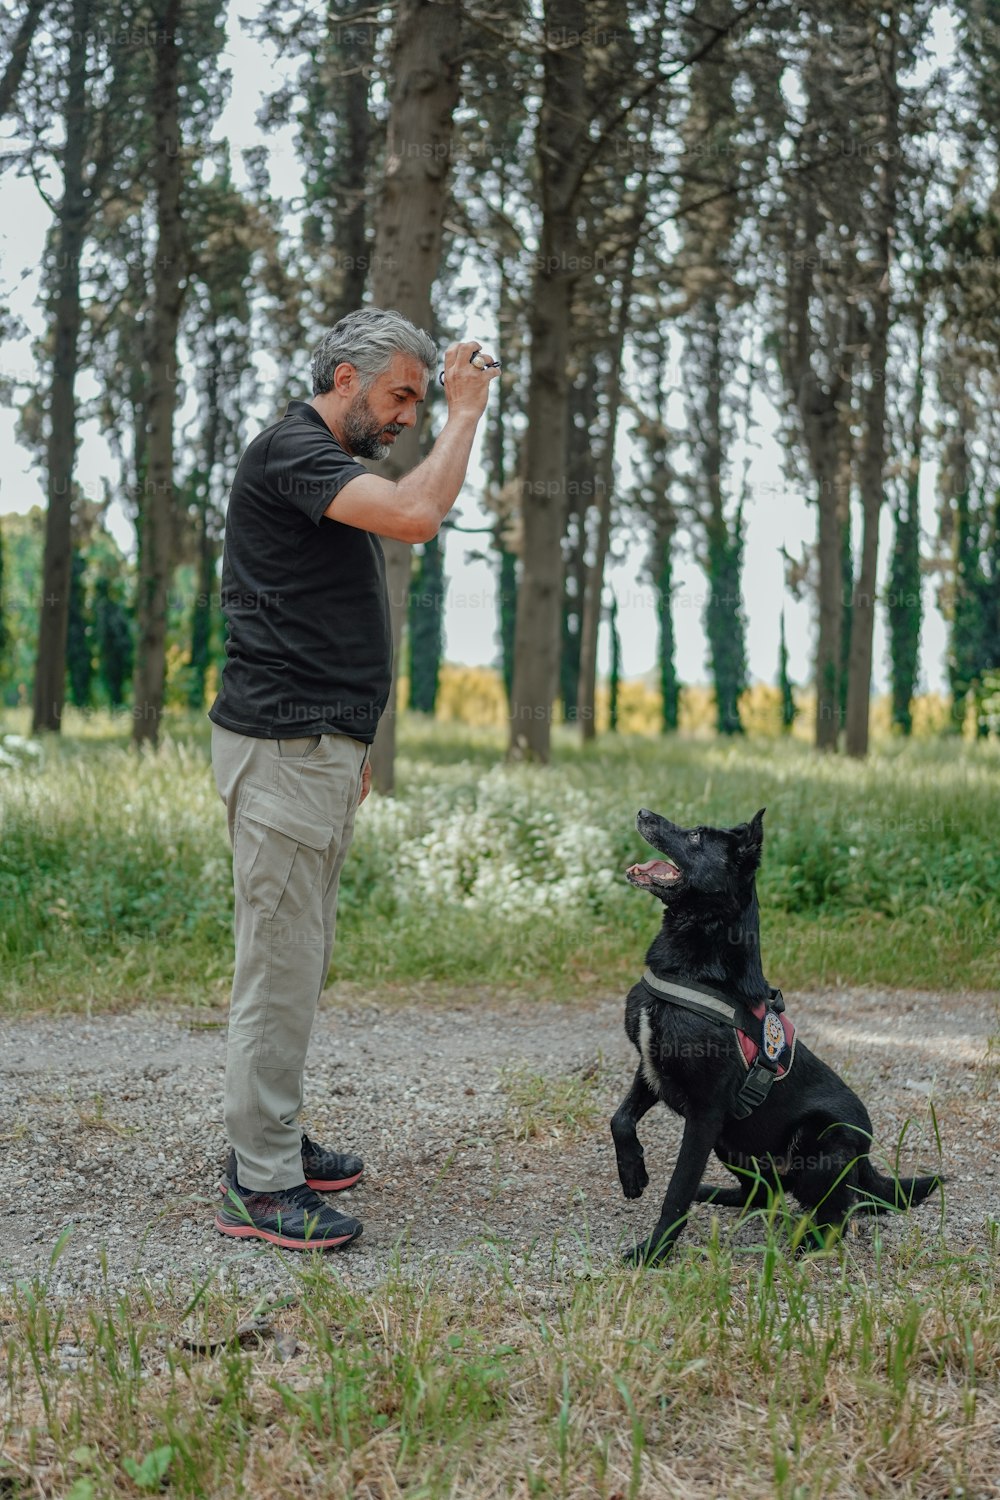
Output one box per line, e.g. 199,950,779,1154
0,2,952,695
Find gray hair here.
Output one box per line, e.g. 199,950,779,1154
311,307,437,395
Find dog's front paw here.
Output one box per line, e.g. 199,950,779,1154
617,1156,649,1200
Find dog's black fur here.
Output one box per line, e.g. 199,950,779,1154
612,807,943,1264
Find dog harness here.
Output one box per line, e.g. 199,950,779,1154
638,969,796,1120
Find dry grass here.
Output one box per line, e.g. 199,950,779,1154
500,1064,605,1144
3,1224,998,1499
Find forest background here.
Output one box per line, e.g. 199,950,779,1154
1,0,999,778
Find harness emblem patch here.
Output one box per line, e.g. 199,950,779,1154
762,1010,786,1063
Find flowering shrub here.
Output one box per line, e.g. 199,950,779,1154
0,733,42,772
352,765,618,919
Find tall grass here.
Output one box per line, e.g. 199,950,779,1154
1,711,997,1014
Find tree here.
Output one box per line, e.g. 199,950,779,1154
778,607,796,731
887,246,927,735
367,0,462,792
93,570,133,709
507,0,588,762
767,7,870,751
675,0,753,736
0,0,46,120
132,0,190,745
18,0,139,733
0,519,9,687
177,159,262,709
408,536,445,713
844,2,920,758
65,548,92,707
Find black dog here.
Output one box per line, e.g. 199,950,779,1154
612,807,942,1264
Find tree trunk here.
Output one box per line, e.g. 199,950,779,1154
188,337,223,710
508,0,585,763
368,0,461,793
0,0,46,118
335,7,375,320
132,0,185,746
846,13,899,759
31,0,91,735
560,373,597,724
888,287,926,735
577,310,633,740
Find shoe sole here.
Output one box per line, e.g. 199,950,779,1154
305,1169,363,1191
214,1214,362,1251
217,1169,363,1197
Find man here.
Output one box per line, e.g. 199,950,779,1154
209,307,499,1250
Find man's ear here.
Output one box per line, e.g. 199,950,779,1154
738,807,766,868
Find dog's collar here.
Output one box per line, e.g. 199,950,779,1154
638,969,796,1119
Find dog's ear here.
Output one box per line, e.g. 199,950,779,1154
737,808,766,869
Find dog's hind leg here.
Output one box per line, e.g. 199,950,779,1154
611,1069,658,1200
788,1124,867,1245
694,1159,779,1208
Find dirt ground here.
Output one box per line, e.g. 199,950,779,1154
1,983,997,1300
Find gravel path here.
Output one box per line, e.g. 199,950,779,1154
1,985,997,1301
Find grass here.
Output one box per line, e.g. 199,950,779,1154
501,1064,604,1143
1,712,998,1496
2,1220,998,1499
1,710,998,1013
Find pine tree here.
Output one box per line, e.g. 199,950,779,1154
65,550,93,708
408,536,445,714
0,520,8,686
608,592,622,733
93,573,133,709
778,608,796,731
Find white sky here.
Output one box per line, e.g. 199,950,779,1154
0,2,952,693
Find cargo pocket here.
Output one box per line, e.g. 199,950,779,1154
235,785,335,922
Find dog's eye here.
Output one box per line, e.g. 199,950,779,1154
688,830,701,846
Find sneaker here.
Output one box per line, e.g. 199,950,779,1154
215,1178,363,1251
300,1132,364,1192
218,1136,363,1197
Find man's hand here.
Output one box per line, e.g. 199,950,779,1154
439,340,500,421
358,758,372,806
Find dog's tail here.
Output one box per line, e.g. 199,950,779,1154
856,1157,944,1214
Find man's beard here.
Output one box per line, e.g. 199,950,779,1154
342,390,402,461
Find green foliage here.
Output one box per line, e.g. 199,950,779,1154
608,591,621,732
121,1447,174,1490
498,548,517,707
887,482,922,736
0,509,44,707
408,535,445,715
93,573,133,708
948,483,1000,737
705,523,747,735
66,551,93,708
654,533,679,732
0,520,8,679
778,609,797,731
0,716,996,1013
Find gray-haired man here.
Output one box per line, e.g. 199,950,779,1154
209,307,499,1250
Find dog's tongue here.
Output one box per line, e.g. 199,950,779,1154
628,859,679,882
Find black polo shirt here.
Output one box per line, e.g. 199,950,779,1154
208,400,392,742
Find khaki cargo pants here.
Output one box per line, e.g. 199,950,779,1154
211,724,367,1191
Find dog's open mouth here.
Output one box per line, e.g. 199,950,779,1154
626,857,681,888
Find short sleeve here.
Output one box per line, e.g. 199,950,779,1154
264,419,368,526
